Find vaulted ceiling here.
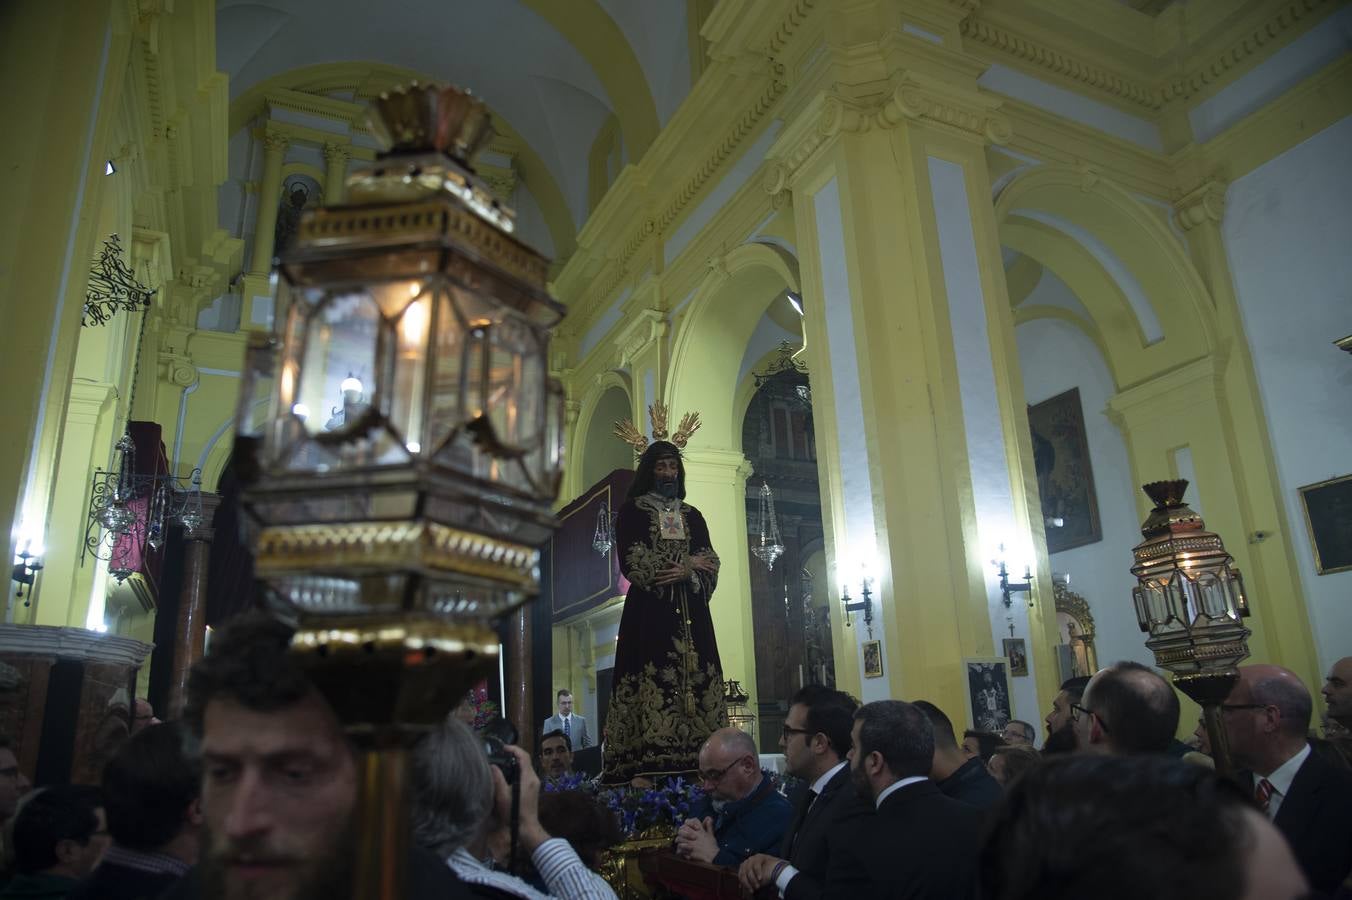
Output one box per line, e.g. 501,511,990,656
217,0,692,236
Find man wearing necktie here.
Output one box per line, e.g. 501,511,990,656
1223,663,1352,895
541,689,591,750
737,686,871,900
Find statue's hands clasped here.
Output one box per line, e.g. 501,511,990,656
654,562,692,585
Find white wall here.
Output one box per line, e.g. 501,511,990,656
1015,279,1154,674
1223,114,1352,673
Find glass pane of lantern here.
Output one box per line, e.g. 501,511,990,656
425,292,466,455
1166,571,1193,628
237,337,277,441
390,293,431,454
295,290,380,437
483,321,526,451
1191,570,1234,622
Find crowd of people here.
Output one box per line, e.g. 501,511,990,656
0,612,1348,900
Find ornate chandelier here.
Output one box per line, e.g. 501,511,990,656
752,481,785,571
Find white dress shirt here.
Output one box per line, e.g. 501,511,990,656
1258,742,1310,821
449,838,617,900
874,776,927,808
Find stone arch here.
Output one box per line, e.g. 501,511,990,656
996,165,1217,390
570,371,634,494
667,242,802,451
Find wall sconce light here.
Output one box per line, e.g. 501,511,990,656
993,545,1034,608
841,576,874,639
11,543,44,607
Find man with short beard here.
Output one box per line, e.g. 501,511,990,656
822,701,982,899
1043,676,1090,755
162,612,473,900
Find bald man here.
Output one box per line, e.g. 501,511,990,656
1322,656,1352,734
675,728,792,867
1223,664,1352,894
1073,661,1180,756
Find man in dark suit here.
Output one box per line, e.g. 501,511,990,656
737,686,871,900
913,701,1003,810
541,689,592,750
70,722,200,900
822,700,982,900
1225,663,1352,895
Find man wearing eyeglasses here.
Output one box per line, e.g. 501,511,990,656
674,728,791,867
1223,663,1352,895
1071,661,1179,756
736,687,870,900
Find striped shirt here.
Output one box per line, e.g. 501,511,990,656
448,838,617,900
97,843,192,876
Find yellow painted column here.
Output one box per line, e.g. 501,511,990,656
323,142,350,206
768,75,1058,723
681,449,758,724
249,130,289,277
1168,181,1319,686
238,130,289,329
31,382,117,628
0,0,129,595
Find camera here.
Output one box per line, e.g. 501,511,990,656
480,715,520,785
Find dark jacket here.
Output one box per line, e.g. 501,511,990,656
67,860,180,900
0,873,79,900
781,765,873,900
823,780,982,900
935,757,1003,810
1244,749,1352,895
692,772,794,867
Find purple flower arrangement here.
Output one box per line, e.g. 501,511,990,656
543,774,706,840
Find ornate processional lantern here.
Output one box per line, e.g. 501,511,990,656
235,83,565,897
1130,480,1250,775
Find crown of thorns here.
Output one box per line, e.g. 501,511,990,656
613,403,701,455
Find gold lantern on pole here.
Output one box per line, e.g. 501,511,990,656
235,83,565,897
1129,480,1250,775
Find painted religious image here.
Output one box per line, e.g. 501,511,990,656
1298,474,1352,575
1003,638,1028,677
862,640,883,678
603,405,728,784
1028,387,1102,553
965,659,1012,733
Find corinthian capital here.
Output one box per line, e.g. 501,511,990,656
262,131,290,155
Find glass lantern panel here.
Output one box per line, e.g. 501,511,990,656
424,291,467,456
390,294,431,455
237,338,277,441
370,279,427,319
1192,570,1237,622
1166,570,1194,626
296,289,380,438
481,319,530,454
1135,583,1176,632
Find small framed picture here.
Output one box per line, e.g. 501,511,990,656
1003,638,1029,677
1298,474,1352,575
862,640,884,678
964,658,1012,733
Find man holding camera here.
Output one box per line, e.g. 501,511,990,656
412,718,617,900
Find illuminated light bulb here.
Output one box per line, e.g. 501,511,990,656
341,375,364,395
407,441,421,453
400,299,429,347
292,402,311,419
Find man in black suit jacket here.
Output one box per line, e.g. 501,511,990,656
822,700,982,900
913,701,1002,811
737,686,871,900
1225,663,1352,895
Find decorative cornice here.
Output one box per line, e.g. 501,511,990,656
961,17,1162,112
1173,178,1227,232
262,131,290,154
962,0,1343,114
0,625,154,668
766,76,1012,190
612,309,668,367
1157,0,1340,104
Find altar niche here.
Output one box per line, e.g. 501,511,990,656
742,347,832,752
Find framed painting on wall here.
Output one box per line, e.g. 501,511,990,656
1003,638,1029,677
964,658,1012,733
1027,387,1102,553
1298,474,1352,575
862,640,884,679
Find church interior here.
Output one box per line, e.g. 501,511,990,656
2,0,1350,775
